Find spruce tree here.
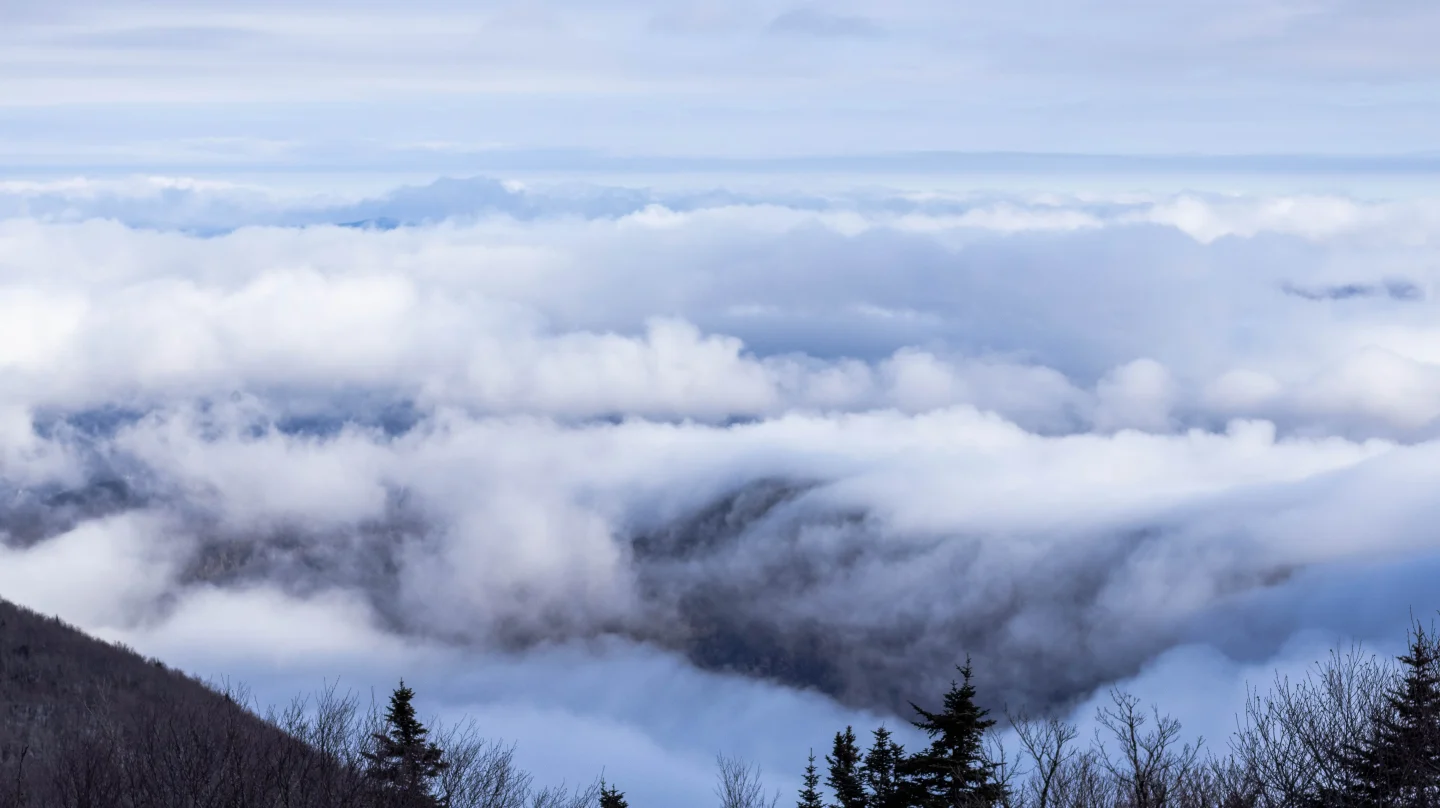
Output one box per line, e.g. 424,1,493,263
798,750,825,808
827,726,867,808
906,661,1006,808
862,726,908,808
1339,624,1440,808
363,680,450,807
600,779,630,808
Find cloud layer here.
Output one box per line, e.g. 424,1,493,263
4,0,1440,160
5,175,1440,802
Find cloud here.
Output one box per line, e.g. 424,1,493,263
5,174,1440,802
1282,279,1424,302
768,7,884,39
64,25,268,51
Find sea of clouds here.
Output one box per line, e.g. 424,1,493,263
3,173,1440,803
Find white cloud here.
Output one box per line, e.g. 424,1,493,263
1093,359,1177,433
5,175,1440,802
0,513,181,628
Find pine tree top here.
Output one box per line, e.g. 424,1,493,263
599,779,629,808
1338,623,1440,804
862,727,907,808
826,727,866,808
906,659,1006,804
797,750,824,808
364,680,450,804
910,661,997,749
384,679,427,747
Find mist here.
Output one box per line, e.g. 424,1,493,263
3,175,1440,803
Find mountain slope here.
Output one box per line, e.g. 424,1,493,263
0,596,363,807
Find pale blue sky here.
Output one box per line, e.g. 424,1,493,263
4,0,1440,170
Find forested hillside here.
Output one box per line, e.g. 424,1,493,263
0,597,594,808
5,592,1440,807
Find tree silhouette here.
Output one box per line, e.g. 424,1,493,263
907,661,1006,807
1338,623,1440,808
363,681,449,807
600,778,630,808
797,750,824,808
862,726,908,808
827,727,866,808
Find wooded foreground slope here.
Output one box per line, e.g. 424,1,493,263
0,596,596,808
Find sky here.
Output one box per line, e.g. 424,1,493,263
6,1,1440,806
6,0,1440,169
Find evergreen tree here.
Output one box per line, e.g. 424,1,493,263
1339,625,1440,808
906,661,1006,808
600,779,630,808
827,727,867,808
862,727,908,808
363,680,449,807
798,750,825,808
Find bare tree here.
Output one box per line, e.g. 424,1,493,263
431,722,535,808
989,732,1021,808
1049,751,1114,808
1094,689,1202,808
526,781,601,808
715,754,780,808
1010,711,1080,808
1230,644,1392,807
1197,756,1259,808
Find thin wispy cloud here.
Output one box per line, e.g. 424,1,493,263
768,7,885,39
61,25,269,51
2,0,1439,157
